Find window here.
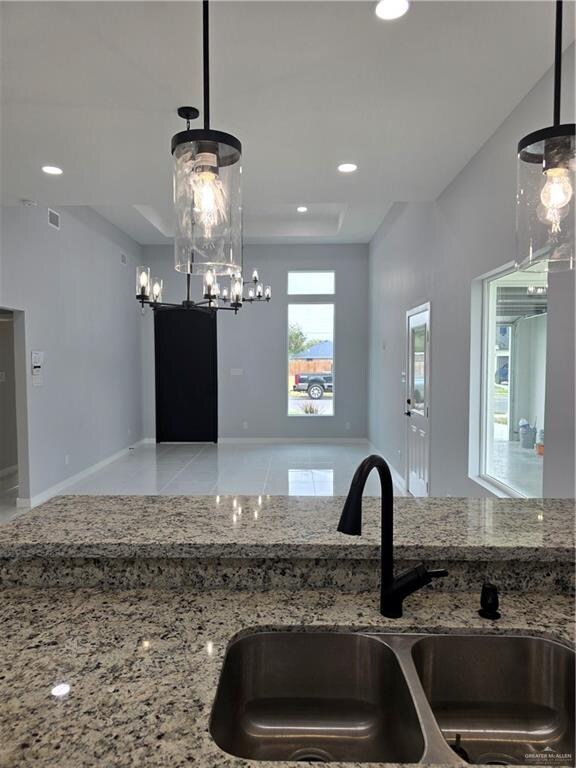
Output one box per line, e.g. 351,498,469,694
410,324,427,413
287,271,335,417
480,270,547,497
288,271,335,295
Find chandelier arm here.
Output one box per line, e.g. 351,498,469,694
203,0,210,130
553,0,563,126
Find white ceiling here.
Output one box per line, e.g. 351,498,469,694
1,1,574,245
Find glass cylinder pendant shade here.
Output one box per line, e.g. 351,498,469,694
516,125,575,273
172,129,242,277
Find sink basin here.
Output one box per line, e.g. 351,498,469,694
210,631,574,765
210,632,425,763
412,635,575,766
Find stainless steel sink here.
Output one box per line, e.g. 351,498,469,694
412,635,575,766
210,632,425,763
210,632,575,765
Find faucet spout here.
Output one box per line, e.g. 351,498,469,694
337,455,448,618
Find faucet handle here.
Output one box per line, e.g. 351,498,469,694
380,564,449,619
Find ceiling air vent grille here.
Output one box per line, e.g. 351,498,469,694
47,209,60,230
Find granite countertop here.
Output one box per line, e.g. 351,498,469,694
0,586,573,768
0,495,573,562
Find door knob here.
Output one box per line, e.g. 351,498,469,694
404,410,411,417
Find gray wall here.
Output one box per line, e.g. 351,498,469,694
0,315,18,472
368,44,575,497
543,269,575,496
141,244,369,440
0,205,144,500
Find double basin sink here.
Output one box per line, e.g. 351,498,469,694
210,632,574,765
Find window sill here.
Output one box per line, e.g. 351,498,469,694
469,474,526,499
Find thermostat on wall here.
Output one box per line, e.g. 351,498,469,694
31,351,45,386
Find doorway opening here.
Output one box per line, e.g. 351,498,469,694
405,303,430,497
154,309,218,443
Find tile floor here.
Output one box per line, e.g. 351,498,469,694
489,438,543,497
63,441,399,498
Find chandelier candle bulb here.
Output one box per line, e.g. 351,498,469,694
151,278,163,303
252,269,259,283
203,269,215,298
248,287,255,300
264,285,271,300
231,275,243,306
256,284,263,298
136,266,151,298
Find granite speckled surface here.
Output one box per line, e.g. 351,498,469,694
0,586,573,768
1,554,573,594
0,495,573,561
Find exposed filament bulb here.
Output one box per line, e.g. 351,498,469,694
540,167,573,233
192,152,228,236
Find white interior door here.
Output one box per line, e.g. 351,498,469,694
406,305,430,497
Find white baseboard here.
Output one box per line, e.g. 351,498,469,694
218,437,370,445
144,437,370,445
17,438,148,509
388,462,408,496
0,464,17,479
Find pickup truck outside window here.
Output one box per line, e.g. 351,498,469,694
288,303,334,417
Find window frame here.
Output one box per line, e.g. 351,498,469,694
472,263,547,498
287,269,336,296
286,269,336,419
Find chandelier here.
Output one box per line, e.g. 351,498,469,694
516,0,575,274
136,266,271,313
136,0,271,312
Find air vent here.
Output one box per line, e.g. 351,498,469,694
120,252,127,265
47,209,60,230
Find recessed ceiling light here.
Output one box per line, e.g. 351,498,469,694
375,0,410,20
297,206,308,213
42,165,63,175
338,163,358,174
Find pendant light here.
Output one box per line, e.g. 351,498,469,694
172,0,242,278
135,0,271,315
516,0,575,273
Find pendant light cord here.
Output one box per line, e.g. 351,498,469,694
203,0,210,130
553,0,563,125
